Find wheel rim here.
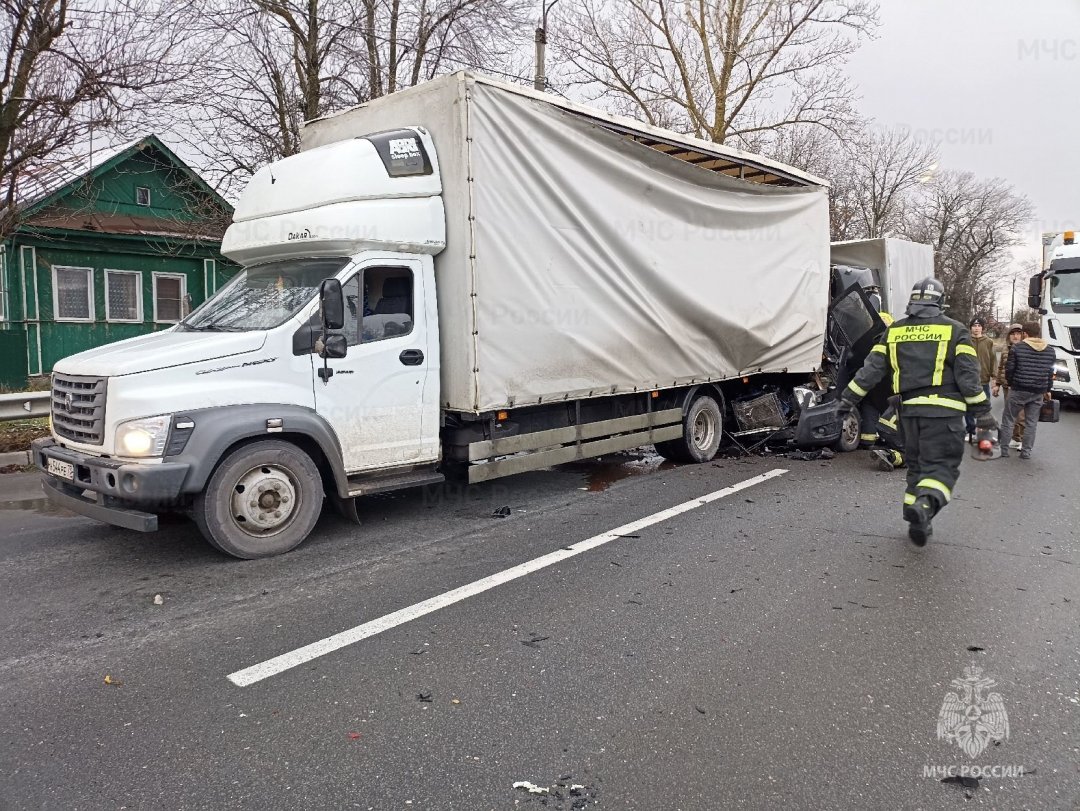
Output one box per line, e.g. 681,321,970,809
841,412,859,446
229,464,302,538
692,407,718,451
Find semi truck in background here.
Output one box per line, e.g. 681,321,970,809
1031,230,1080,400
30,72,896,558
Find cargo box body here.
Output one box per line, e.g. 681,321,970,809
304,73,831,414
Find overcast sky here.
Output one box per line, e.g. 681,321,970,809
845,0,1079,283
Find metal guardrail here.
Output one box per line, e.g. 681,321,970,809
0,392,50,422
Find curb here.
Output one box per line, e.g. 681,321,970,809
0,451,31,467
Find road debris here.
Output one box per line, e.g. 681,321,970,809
513,776,599,808
941,774,979,790
521,635,550,649
785,448,835,461
491,505,511,518
416,692,433,702
152,594,164,605
103,674,122,686
513,781,549,795
347,732,361,740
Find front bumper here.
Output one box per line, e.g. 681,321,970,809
794,399,846,448
1052,354,1080,398
32,438,190,532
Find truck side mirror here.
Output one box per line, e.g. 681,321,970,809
319,278,345,331
319,333,348,359
1027,274,1043,309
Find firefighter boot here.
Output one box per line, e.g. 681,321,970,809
903,496,934,546
871,449,902,471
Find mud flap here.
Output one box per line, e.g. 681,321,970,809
330,493,363,524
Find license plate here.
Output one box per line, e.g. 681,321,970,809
47,457,74,481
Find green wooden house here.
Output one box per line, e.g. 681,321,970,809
0,136,237,388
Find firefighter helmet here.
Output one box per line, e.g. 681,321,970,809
908,277,944,306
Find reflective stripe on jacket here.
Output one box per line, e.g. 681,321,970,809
843,312,987,417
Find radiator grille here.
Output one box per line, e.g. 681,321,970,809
51,374,107,445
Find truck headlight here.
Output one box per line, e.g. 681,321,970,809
115,415,172,457
1054,360,1070,383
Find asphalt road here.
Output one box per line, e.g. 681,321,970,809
1,407,1078,810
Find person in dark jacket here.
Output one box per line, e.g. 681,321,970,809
840,278,991,545
992,323,1026,448
998,321,1056,459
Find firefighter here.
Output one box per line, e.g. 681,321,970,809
839,278,992,545
855,282,889,451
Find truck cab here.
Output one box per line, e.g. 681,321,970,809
34,128,449,558
1031,231,1080,400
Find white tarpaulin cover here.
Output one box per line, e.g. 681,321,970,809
830,238,935,316
304,73,831,413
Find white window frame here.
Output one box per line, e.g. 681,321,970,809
104,269,143,323
136,186,151,206
52,265,95,323
152,272,187,324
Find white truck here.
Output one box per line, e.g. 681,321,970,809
830,238,935,318
33,72,835,558
1031,230,1080,400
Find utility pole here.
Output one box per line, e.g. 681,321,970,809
534,0,560,91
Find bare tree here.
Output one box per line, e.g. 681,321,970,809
901,170,1033,324
167,0,529,198
846,127,937,239
554,0,878,149
0,0,191,236
359,0,531,99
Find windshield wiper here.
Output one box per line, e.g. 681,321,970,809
181,323,248,332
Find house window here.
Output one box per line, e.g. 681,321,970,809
136,187,151,206
105,270,142,322
53,266,95,322
153,273,186,323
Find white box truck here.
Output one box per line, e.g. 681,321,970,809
830,238,935,317
1030,231,1080,400
33,72,832,558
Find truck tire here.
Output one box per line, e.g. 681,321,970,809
832,408,861,453
654,395,723,463
193,440,324,559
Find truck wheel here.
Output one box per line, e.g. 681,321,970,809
193,440,324,559
654,395,723,463
832,409,861,453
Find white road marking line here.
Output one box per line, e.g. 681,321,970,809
227,467,788,687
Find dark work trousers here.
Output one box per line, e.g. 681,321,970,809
858,400,882,448
877,402,905,456
900,414,965,516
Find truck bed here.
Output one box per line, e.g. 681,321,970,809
303,73,831,414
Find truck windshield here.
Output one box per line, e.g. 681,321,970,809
183,257,350,331
1049,268,1080,309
